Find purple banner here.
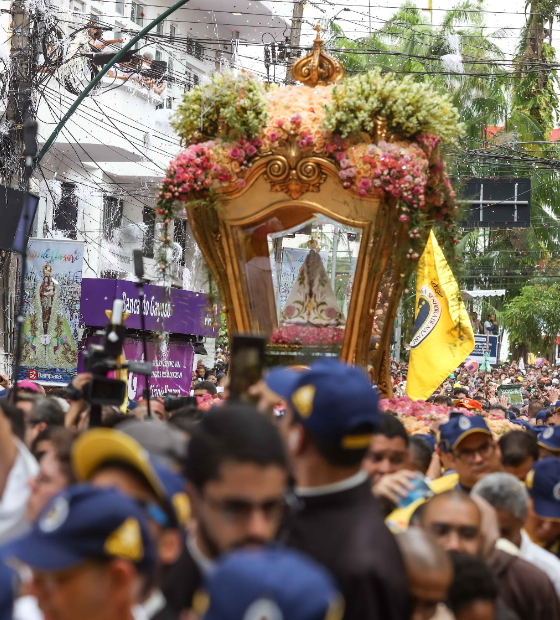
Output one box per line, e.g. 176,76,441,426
79,337,194,398
80,279,217,337
123,340,194,399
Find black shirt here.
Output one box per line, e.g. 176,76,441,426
161,540,203,614
282,477,410,620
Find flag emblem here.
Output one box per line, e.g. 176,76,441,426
410,285,442,348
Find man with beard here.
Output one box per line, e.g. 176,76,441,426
168,404,288,615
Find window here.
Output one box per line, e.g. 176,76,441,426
131,1,143,26
113,29,123,48
156,19,164,35
142,207,155,258
103,195,123,241
89,11,100,23
174,219,187,265
71,0,85,12
155,49,162,61
54,182,78,239
115,0,124,14
170,24,176,42
165,96,173,110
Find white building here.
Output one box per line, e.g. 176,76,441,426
33,0,287,285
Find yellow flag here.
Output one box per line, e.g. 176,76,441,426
406,231,475,401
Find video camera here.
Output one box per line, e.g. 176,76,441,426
83,299,152,407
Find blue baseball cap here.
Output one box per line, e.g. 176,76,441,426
0,485,156,574
535,410,548,426
436,415,491,453
537,426,560,453
413,434,437,452
0,560,15,620
265,359,379,450
526,458,560,520
201,547,343,620
511,420,533,432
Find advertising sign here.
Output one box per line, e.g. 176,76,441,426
80,278,217,337
19,239,84,384
498,383,523,405
466,334,499,365
123,339,194,399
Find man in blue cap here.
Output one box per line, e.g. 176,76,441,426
72,427,186,620
266,359,408,620
548,406,560,427
525,457,560,559
435,414,501,492
193,546,342,620
537,426,560,459
0,485,156,620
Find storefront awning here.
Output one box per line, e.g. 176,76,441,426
461,289,506,299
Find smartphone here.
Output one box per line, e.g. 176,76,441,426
228,334,266,402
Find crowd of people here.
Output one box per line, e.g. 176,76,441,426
0,355,558,620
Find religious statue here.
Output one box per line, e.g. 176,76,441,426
281,239,345,327
39,263,55,334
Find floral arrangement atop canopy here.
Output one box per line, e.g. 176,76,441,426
156,28,464,393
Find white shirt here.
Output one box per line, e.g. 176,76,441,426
0,439,38,544
519,529,560,601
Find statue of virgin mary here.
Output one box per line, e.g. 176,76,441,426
281,239,345,327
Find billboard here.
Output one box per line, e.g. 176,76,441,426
19,239,84,384
466,334,499,365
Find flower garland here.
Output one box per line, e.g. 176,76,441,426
380,396,518,437
270,325,345,346
171,70,269,143
322,68,464,144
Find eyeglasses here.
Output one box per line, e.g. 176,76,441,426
428,522,480,541
454,441,495,464
203,495,287,522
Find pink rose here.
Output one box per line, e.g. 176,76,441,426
269,131,279,142
359,178,372,190
246,145,257,156
237,178,247,188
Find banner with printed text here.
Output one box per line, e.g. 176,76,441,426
19,239,84,384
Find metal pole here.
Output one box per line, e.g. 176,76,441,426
286,0,304,84
330,225,339,289
35,0,193,168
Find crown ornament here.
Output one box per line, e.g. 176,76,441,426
42,263,53,277
290,24,345,88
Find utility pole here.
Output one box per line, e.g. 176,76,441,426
2,0,39,378
286,0,304,84
5,0,36,186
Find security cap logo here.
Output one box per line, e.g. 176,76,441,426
243,598,283,620
554,482,560,502
291,385,316,418
458,417,471,430
409,285,442,348
543,427,554,439
39,496,70,533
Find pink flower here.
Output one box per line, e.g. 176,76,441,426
359,178,372,190
399,215,410,222
290,113,302,124
269,131,279,142
336,151,346,162
246,145,257,156
229,146,241,159
236,178,247,188
299,139,308,148
275,118,285,128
